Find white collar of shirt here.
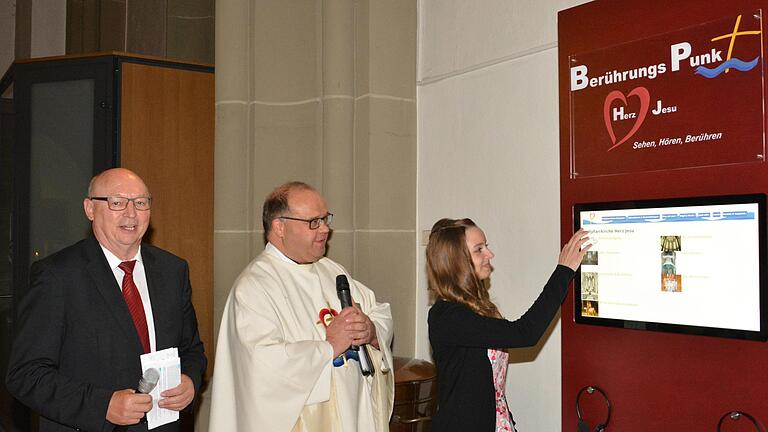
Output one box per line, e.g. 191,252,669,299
266,242,303,265
99,244,156,352
100,244,143,270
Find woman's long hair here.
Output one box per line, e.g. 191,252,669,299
426,218,501,318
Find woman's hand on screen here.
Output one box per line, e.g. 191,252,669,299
559,229,591,271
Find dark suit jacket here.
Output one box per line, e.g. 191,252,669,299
6,236,207,432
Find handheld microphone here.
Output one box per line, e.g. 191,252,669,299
114,368,160,430
137,368,160,394
336,275,374,376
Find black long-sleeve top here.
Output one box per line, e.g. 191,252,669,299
428,265,575,432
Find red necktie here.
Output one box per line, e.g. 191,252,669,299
119,261,151,353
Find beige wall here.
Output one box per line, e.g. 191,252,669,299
417,0,589,430
9,0,66,63
30,1,66,57
66,0,214,64
0,0,14,76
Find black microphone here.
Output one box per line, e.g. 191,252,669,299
336,275,374,376
137,368,160,394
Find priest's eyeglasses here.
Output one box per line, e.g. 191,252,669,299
89,196,152,211
279,213,333,229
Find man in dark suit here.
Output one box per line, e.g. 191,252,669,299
6,168,207,431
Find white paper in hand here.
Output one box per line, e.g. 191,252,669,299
140,347,181,430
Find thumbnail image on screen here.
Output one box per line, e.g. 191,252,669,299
574,194,767,340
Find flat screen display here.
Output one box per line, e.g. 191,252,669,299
574,194,767,341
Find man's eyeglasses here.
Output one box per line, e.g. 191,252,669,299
89,196,152,211
279,213,333,230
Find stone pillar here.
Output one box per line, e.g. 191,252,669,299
321,0,355,267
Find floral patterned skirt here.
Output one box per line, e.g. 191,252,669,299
487,348,517,432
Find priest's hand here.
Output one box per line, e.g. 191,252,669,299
158,374,195,411
327,307,357,357
106,389,152,425
349,303,379,349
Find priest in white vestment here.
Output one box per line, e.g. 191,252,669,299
209,182,394,431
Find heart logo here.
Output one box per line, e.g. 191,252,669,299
318,308,338,328
603,87,650,151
